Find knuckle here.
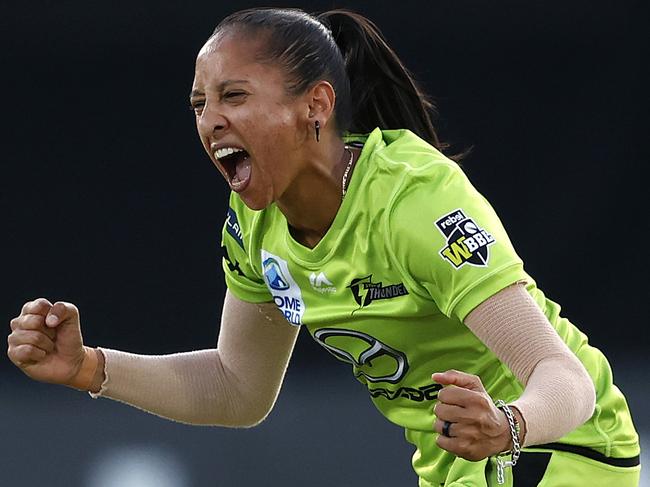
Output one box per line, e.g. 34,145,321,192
11,345,27,362
20,315,42,330
26,344,45,359
476,395,491,409
19,343,34,354
9,317,20,331
27,298,47,311
467,425,481,442
7,349,18,364
20,331,39,347
477,414,490,429
465,373,479,384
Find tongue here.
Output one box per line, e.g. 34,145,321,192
232,156,251,183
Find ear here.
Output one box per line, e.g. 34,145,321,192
305,80,336,129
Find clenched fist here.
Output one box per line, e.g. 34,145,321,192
432,370,526,461
7,298,101,391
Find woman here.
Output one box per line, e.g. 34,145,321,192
7,8,640,486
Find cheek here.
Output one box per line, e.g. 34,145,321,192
253,109,301,161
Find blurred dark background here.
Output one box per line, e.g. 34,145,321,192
1,1,647,486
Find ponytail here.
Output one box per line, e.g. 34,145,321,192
317,10,443,149
213,8,446,152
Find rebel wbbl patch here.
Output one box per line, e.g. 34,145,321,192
435,209,495,268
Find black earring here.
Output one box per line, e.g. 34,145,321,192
315,120,320,142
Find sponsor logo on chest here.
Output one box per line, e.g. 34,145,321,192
261,250,305,326
347,274,408,310
309,272,337,294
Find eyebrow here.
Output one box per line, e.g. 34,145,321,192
189,79,250,99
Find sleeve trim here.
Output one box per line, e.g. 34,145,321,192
447,262,529,321
224,266,272,304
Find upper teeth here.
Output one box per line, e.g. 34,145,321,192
215,147,244,159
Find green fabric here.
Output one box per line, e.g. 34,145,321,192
418,449,642,487
523,448,640,487
220,128,640,485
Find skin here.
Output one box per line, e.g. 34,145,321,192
7,30,523,463
432,370,527,460
7,298,89,388
191,31,358,248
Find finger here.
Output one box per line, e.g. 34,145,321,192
436,432,458,452
437,384,483,407
432,370,486,393
434,402,471,422
436,432,484,462
21,298,53,317
434,418,474,437
434,419,456,437
9,343,47,365
46,301,79,328
8,329,55,353
10,315,56,339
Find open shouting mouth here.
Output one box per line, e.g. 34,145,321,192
214,146,252,193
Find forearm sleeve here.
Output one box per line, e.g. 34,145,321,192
90,292,299,427
464,284,596,446
92,348,258,426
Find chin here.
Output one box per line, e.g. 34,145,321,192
238,191,273,212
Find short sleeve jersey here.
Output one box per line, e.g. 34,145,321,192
221,128,639,485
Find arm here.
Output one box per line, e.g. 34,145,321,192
432,283,596,460
91,290,299,427
8,292,299,428
464,283,596,446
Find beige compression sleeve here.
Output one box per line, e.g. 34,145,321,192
464,283,596,446
90,290,299,427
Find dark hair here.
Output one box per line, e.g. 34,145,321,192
212,8,444,150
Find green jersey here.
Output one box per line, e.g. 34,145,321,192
221,128,639,485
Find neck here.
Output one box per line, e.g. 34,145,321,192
277,139,356,248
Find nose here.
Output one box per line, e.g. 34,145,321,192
197,102,229,138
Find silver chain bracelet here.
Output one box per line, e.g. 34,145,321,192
494,400,521,485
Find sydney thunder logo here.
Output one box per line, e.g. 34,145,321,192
436,209,495,268
347,275,408,309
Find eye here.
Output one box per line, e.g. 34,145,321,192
189,100,205,115
223,91,247,102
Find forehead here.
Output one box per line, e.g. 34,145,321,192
193,32,284,90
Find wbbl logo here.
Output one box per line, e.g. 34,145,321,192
436,209,495,268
